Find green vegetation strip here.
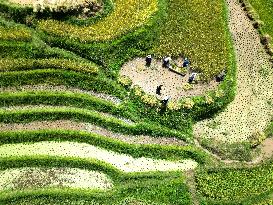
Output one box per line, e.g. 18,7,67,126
0,158,192,205
0,26,31,41
196,162,273,203
0,106,191,140
248,0,273,40
0,141,198,172
0,167,113,191
0,90,121,117
153,0,231,79
0,130,207,163
0,58,98,74
38,0,158,41
0,69,127,99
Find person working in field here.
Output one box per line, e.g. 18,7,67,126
183,57,190,67
145,55,152,66
163,57,172,68
156,85,163,95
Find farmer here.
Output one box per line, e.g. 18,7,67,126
188,72,197,83
163,57,172,68
162,96,170,106
156,85,163,95
145,55,152,66
183,57,190,67
216,70,226,82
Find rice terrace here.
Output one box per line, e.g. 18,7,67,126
0,0,272,203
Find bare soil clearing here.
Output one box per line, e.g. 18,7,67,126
0,120,186,146
120,57,217,101
260,138,273,159
194,0,273,143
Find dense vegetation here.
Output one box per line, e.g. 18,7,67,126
0,0,272,203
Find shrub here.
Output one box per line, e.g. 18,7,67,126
182,98,195,109
141,94,159,107
204,95,214,105
118,75,132,88
167,101,181,111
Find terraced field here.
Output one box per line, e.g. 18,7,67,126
0,0,272,204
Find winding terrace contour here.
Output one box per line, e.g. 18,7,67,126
194,0,273,144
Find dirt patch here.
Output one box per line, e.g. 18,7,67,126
0,120,85,131
120,57,217,101
260,138,273,159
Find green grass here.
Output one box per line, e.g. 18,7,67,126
196,162,273,203
152,0,231,80
0,130,207,163
248,0,273,38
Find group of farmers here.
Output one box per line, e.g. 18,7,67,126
144,55,226,106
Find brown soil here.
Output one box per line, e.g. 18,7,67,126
260,138,273,159
120,57,217,101
0,120,186,146
184,170,199,205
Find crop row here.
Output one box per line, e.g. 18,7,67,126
0,69,193,132
0,105,192,141
0,26,32,41
37,0,158,42
0,157,192,204
0,69,126,98
0,58,98,74
0,129,207,163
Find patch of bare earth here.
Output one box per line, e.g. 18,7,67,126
0,120,186,146
120,58,217,101
184,170,199,205
260,138,273,159
193,0,273,143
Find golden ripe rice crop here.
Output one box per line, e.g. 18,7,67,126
37,0,158,42
0,26,32,41
153,0,230,79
